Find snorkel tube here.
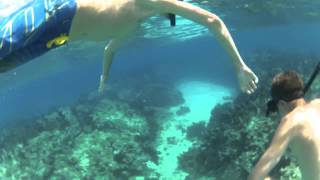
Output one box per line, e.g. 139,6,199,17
167,0,183,27
266,62,320,117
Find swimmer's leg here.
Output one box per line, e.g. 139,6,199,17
98,38,126,93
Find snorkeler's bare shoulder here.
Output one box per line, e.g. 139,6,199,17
286,100,320,139
69,0,155,41
288,100,320,180
310,99,320,107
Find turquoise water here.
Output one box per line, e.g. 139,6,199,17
1,23,319,122
0,1,320,179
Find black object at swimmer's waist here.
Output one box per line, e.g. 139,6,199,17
167,0,184,27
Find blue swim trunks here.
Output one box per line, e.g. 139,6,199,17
0,0,77,73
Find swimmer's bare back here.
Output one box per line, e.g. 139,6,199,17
69,0,259,94
288,99,320,180
249,99,320,180
69,0,150,41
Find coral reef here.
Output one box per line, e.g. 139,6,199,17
186,121,206,141
0,79,183,179
176,106,191,116
115,81,185,110
1,50,319,179
179,50,320,180
0,100,150,179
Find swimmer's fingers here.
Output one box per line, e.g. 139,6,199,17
241,81,252,95
253,74,259,84
244,80,255,94
246,85,254,94
238,66,258,94
247,69,259,94
243,83,253,94
249,79,258,92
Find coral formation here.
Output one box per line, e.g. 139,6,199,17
0,100,150,179
176,106,191,116
0,80,183,179
1,50,319,179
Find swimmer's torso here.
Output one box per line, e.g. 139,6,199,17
69,0,156,41
0,0,155,72
289,99,320,180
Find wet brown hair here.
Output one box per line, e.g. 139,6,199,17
271,71,304,102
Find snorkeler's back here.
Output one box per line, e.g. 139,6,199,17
288,99,320,180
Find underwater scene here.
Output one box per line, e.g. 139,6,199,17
1,0,320,179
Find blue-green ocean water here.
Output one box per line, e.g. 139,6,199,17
0,0,320,179
2,23,318,121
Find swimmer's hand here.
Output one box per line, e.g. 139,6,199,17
98,75,106,93
237,65,258,94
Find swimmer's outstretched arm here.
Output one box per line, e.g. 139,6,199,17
99,38,124,93
139,0,258,94
248,118,291,180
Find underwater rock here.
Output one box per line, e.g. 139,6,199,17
0,95,166,179
167,136,178,145
117,82,185,109
2,50,317,179
186,121,206,141
90,98,149,134
176,106,191,116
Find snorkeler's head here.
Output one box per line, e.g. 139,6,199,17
266,71,304,116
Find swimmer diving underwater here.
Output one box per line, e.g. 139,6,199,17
0,0,258,94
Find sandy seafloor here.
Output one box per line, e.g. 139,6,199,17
148,81,233,179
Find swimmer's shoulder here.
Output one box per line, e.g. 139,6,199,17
309,99,320,107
